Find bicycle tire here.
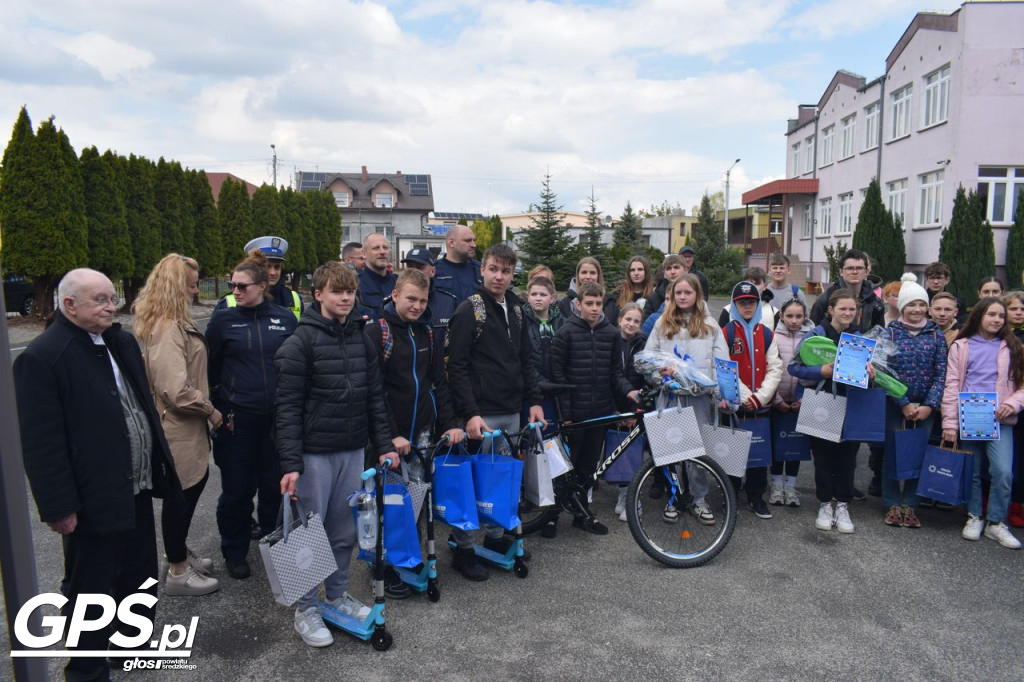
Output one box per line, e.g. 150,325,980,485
625,456,736,568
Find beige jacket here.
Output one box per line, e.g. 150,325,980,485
143,318,215,488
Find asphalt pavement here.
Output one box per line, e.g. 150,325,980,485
4,296,1024,681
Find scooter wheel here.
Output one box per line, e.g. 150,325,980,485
513,560,529,579
371,630,393,651
427,585,441,603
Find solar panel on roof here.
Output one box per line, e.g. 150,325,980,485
410,183,429,196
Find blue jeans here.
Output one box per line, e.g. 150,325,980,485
963,428,1014,522
881,405,931,507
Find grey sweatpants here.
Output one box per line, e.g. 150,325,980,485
294,449,364,611
452,412,522,550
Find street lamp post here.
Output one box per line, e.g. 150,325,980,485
724,158,740,243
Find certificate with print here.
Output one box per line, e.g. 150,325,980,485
832,333,877,389
715,358,741,408
958,392,1000,441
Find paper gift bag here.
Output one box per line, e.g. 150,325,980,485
260,498,339,607
523,438,556,507
472,454,524,530
543,435,574,478
644,404,705,466
884,420,930,481
917,442,972,504
699,411,752,477
737,415,772,468
796,382,847,443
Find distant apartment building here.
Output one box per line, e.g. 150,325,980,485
506,211,672,254
294,167,434,246
743,1,1024,285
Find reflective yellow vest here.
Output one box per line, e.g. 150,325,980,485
225,290,302,320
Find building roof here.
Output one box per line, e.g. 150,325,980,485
741,179,819,206
296,169,434,212
886,8,960,73
206,172,258,205
818,70,867,110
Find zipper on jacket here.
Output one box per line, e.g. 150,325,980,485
408,326,419,442
255,306,269,408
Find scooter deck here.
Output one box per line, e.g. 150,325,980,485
446,537,519,570
319,601,385,641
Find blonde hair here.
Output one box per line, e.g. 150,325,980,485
576,256,604,286
658,274,713,340
133,253,199,342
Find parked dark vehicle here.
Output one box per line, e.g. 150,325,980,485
3,274,36,316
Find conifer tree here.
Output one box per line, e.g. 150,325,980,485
612,201,643,253
852,178,905,283
581,189,607,260
218,176,253,269
122,154,163,307
691,192,743,295
279,187,313,284
309,190,342,266
939,185,995,307
252,184,286,240
516,173,575,286
189,169,223,277
470,214,502,253
80,146,133,280
1006,187,1024,289
0,107,37,272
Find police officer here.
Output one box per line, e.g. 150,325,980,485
434,224,482,304
217,236,304,320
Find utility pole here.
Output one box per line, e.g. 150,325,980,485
271,144,277,187
724,158,740,242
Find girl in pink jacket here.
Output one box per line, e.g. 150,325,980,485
942,298,1024,550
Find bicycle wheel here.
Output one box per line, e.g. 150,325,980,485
625,456,736,568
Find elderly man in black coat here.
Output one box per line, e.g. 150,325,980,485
14,268,182,682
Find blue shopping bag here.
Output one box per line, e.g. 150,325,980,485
917,442,970,504
737,416,772,468
772,411,811,461
601,429,645,484
842,387,886,442
433,451,480,530
353,482,423,568
883,421,929,481
471,453,524,531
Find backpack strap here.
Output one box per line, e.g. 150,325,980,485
379,318,393,366
791,283,800,299
469,294,487,341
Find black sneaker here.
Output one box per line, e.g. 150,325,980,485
250,516,262,541
452,548,488,581
540,518,558,538
382,566,412,599
852,488,867,501
225,558,250,580
867,476,882,497
571,516,609,535
483,536,532,561
748,497,773,519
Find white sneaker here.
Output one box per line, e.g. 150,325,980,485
294,607,333,647
834,502,854,533
984,522,1022,549
784,487,801,508
815,502,835,531
768,483,785,506
962,514,984,541
614,489,627,516
165,565,220,596
662,503,680,522
324,592,371,618
690,502,715,526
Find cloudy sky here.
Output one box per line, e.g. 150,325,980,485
2,0,965,218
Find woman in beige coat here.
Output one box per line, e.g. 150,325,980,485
134,254,222,596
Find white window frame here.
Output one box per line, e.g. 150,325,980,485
333,191,349,208
801,203,812,238
918,171,944,227
977,167,1024,225
374,192,395,209
840,115,855,159
886,179,907,222
818,197,832,237
821,125,834,166
890,85,912,140
792,143,800,177
837,193,853,235
864,102,880,150
804,136,815,173
922,65,950,129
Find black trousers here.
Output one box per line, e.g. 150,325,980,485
567,425,606,494
728,467,768,500
62,493,157,682
161,469,209,565
811,438,859,503
770,460,801,476
212,410,281,561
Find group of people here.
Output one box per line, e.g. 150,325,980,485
13,222,1024,671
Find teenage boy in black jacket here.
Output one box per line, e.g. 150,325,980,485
275,261,398,648
445,244,545,581
550,281,639,536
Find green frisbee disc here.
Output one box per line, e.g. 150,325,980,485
798,335,837,366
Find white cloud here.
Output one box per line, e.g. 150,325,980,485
51,32,154,81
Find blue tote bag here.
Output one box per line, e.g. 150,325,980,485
917,442,971,504
842,387,886,442
471,454,524,530
433,450,480,530
602,429,645,484
737,416,772,468
353,481,423,568
772,411,811,462
884,421,930,480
